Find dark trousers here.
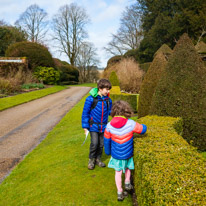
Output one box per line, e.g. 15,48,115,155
89,132,104,159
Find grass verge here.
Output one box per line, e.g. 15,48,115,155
0,95,132,205
0,86,67,111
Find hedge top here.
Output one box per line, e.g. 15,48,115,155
195,41,206,54
5,41,55,70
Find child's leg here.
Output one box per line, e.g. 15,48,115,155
125,168,131,184
89,132,99,159
115,170,123,193
96,132,104,159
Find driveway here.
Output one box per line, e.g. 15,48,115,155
0,86,91,182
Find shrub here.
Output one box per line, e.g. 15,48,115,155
110,86,121,94
195,41,206,54
138,52,168,118
109,71,119,86
103,58,144,93
110,93,138,112
5,41,54,70
150,33,206,151
106,55,122,69
0,77,21,94
139,62,151,73
58,65,79,85
21,83,45,89
124,48,139,62
133,115,206,205
34,66,60,85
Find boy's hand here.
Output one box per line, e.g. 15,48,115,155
84,128,88,135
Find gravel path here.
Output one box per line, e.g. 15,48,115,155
0,86,91,182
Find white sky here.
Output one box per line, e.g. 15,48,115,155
0,0,136,68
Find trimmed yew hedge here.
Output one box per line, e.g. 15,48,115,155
133,115,206,205
138,52,168,118
109,71,120,86
110,86,121,94
150,33,206,151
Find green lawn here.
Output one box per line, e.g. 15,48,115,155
0,95,132,205
0,86,67,111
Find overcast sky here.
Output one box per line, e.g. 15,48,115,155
0,0,136,68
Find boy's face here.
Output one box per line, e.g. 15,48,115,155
99,88,110,96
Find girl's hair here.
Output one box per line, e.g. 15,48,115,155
111,100,133,118
97,79,112,89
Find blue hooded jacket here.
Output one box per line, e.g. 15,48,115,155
82,88,112,133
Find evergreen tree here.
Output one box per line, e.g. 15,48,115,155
137,0,206,62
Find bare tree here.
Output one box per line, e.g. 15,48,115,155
52,3,90,66
0,19,7,26
76,42,99,83
197,25,206,44
15,4,48,43
104,3,143,55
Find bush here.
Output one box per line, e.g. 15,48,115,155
34,66,60,85
195,41,206,54
139,62,151,73
103,58,144,93
106,55,122,69
110,93,138,112
109,71,119,86
21,83,45,89
138,52,168,118
0,77,21,94
5,41,54,70
124,48,139,62
58,65,79,85
133,115,206,205
110,86,121,94
150,33,206,151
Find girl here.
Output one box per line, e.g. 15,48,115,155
104,100,147,201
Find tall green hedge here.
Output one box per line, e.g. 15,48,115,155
6,41,54,70
138,52,168,118
150,33,206,151
139,62,151,73
109,71,120,86
134,115,206,205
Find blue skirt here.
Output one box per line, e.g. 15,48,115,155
108,157,134,173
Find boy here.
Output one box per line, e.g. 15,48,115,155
82,79,112,170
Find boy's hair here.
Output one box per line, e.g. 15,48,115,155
97,79,112,90
111,100,133,118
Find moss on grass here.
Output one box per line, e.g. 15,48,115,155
0,95,132,205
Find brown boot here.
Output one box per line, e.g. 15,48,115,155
88,158,95,170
